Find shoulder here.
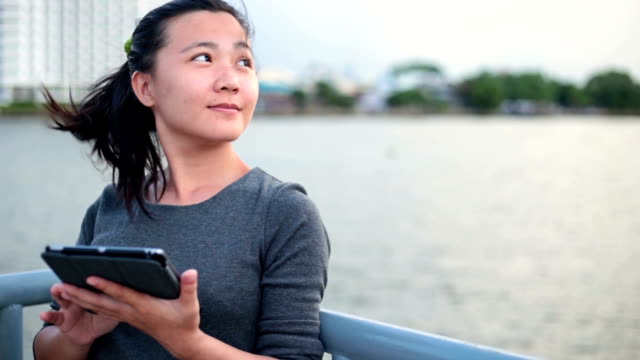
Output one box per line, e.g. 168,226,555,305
238,167,313,215
82,184,114,219
252,168,318,221
76,184,112,245
258,169,329,251
81,184,127,219
96,183,123,209
77,184,127,243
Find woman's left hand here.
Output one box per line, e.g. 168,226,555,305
60,269,202,358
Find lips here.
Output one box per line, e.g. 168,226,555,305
208,103,240,111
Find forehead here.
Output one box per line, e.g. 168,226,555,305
163,11,248,48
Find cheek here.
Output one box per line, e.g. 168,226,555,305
244,79,260,106
160,76,203,108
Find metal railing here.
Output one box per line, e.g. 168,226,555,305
0,270,539,360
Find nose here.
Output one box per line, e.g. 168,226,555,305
213,66,239,93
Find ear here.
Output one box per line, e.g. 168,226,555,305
131,71,155,107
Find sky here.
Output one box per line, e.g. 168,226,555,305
233,0,640,85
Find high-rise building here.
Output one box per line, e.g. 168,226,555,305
0,0,164,104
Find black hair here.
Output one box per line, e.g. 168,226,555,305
42,0,252,219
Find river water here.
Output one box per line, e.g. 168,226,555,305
2,115,639,359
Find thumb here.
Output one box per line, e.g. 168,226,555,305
179,269,198,305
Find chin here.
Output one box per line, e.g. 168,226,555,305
210,129,244,143
218,134,243,143
217,122,248,139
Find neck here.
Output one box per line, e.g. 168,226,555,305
152,141,251,206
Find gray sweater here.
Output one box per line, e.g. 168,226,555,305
45,168,330,359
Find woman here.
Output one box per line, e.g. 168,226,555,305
32,1,330,359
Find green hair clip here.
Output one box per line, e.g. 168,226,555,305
124,38,132,55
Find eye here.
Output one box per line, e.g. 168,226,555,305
193,54,211,62
238,58,253,68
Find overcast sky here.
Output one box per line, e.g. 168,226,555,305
233,0,640,85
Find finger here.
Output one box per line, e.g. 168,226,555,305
63,284,129,319
86,276,147,305
50,284,73,309
51,293,72,309
179,269,199,306
54,289,90,316
62,292,118,319
40,310,63,325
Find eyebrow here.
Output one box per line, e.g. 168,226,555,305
179,41,253,56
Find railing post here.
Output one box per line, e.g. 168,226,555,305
0,304,23,360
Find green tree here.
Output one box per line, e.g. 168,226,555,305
291,89,308,113
458,72,505,112
387,89,426,107
585,70,640,111
501,72,555,102
552,81,589,108
388,61,448,111
315,81,336,102
314,81,355,110
386,88,446,111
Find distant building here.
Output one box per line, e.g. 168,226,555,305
299,63,361,96
0,0,163,104
357,67,455,113
356,90,387,114
256,68,297,114
355,73,393,113
257,82,296,114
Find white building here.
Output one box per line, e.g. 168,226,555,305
0,0,164,104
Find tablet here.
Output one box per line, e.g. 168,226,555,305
41,245,181,299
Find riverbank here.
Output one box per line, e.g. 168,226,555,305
1,101,638,118
2,112,640,124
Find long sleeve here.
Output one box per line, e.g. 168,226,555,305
256,184,330,359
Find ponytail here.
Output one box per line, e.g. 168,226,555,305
42,62,165,219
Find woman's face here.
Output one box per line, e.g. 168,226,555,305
145,11,259,149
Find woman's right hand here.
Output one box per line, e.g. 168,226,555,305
39,283,120,346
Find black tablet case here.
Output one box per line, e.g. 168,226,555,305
41,246,180,299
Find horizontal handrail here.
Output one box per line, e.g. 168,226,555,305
320,310,539,360
0,269,58,308
0,270,540,360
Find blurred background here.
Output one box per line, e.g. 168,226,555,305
1,0,639,359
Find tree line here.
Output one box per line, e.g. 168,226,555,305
458,70,640,113
291,63,640,115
